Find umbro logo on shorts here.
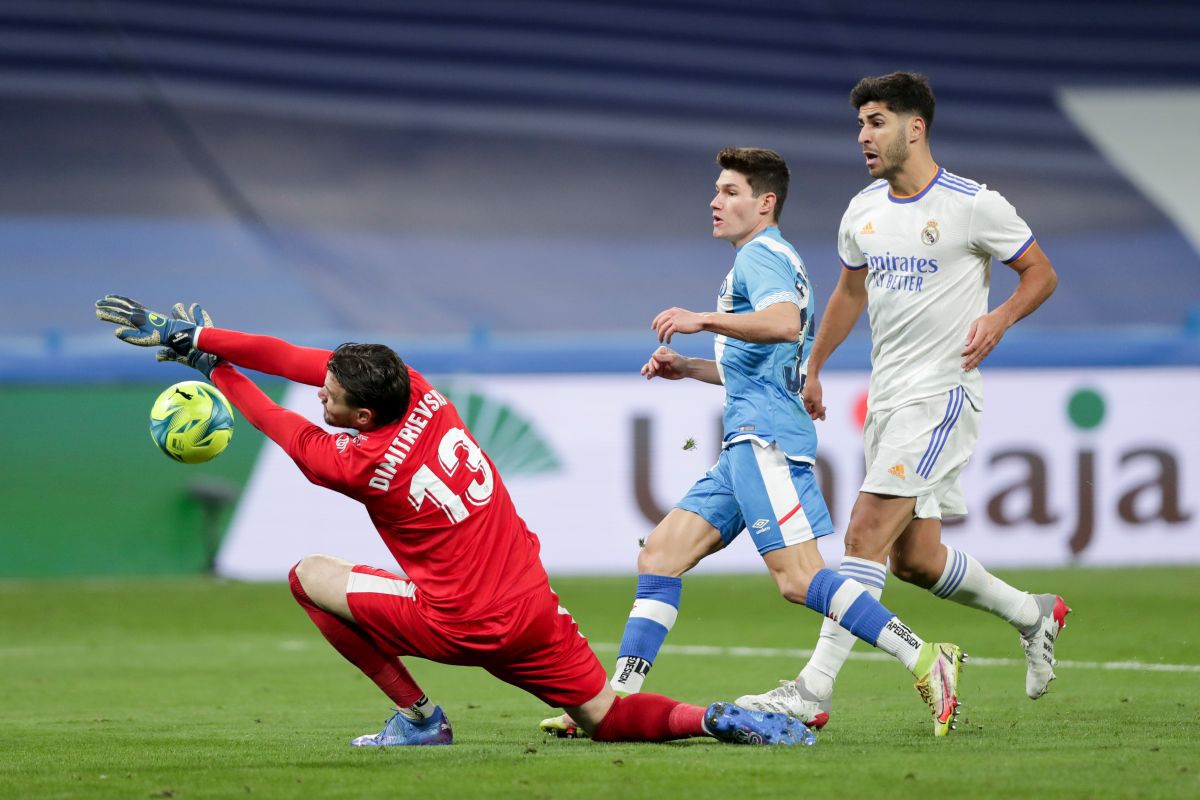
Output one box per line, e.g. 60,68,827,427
888,463,906,479
751,519,771,532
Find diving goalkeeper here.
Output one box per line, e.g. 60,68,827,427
95,294,814,748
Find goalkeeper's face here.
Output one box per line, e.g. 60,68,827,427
318,372,373,430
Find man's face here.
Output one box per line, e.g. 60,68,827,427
317,371,358,428
711,169,770,246
857,101,912,180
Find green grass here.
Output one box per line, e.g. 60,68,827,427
2,568,1198,799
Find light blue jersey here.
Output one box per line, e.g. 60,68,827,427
714,226,817,463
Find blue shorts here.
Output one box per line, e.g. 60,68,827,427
677,440,834,556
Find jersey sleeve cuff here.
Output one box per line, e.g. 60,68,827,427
1002,235,1036,264
753,291,800,311
840,257,867,271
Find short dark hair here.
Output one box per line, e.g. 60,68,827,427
850,72,936,135
716,146,790,221
326,343,411,426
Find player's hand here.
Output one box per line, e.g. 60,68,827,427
95,294,196,355
651,307,705,344
801,374,826,420
961,310,1010,371
155,302,221,378
641,346,689,380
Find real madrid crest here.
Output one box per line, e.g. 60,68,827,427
921,219,940,245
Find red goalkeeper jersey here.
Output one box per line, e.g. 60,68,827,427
200,328,551,629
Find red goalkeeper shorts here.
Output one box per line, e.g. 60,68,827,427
344,564,607,708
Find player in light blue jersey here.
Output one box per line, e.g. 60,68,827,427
542,147,966,739
710,221,818,465
735,73,1066,734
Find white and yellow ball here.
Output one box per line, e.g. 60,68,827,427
149,380,234,463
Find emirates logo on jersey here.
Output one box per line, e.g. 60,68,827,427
921,219,940,245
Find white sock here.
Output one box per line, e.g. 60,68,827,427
398,695,435,721
610,656,652,694
875,617,927,672
933,546,1038,631
823,574,925,673
799,557,886,697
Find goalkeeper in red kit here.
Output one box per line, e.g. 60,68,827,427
96,294,815,748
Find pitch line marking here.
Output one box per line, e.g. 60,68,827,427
590,642,1200,674
1,640,1197,674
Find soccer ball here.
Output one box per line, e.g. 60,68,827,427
149,380,235,463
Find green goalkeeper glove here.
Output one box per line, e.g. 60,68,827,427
155,303,221,379
94,294,197,355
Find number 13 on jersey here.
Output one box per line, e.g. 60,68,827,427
408,428,495,523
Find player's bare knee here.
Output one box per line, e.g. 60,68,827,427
294,553,332,589
771,571,813,606
844,530,889,563
889,556,920,583
777,580,810,606
760,542,822,606
636,541,691,577
637,510,722,577
294,554,353,610
888,557,913,582
889,555,938,587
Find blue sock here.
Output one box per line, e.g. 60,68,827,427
805,568,894,647
612,574,681,692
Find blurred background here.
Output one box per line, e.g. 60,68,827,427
2,0,1199,578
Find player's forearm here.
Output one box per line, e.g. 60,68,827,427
684,358,723,385
994,258,1058,328
699,303,800,344
211,363,313,452
213,364,346,491
196,328,331,386
807,286,866,376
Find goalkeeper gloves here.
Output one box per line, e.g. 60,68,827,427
155,302,221,379
95,294,197,355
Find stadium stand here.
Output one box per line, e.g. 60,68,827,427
1,0,1198,377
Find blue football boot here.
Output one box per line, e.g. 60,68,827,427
350,707,453,747
704,702,816,747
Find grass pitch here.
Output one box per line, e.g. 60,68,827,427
2,567,1198,799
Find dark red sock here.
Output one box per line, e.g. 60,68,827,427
288,565,424,707
591,694,707,742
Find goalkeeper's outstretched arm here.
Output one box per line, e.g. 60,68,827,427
209,362,349,490
196,328,331,387
95,295,332,388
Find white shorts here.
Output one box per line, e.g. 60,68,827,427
860,386,980,519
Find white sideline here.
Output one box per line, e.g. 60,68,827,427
1,640,1197,674
590,642,1200,674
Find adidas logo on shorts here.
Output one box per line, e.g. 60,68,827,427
888,464,906,479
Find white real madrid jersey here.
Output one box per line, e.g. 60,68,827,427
837,166,1034,413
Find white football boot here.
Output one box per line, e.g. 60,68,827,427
734,677,831,730
1021,593,1071,699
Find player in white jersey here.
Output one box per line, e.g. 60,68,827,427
735,73,1070,731
542,147,968,740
